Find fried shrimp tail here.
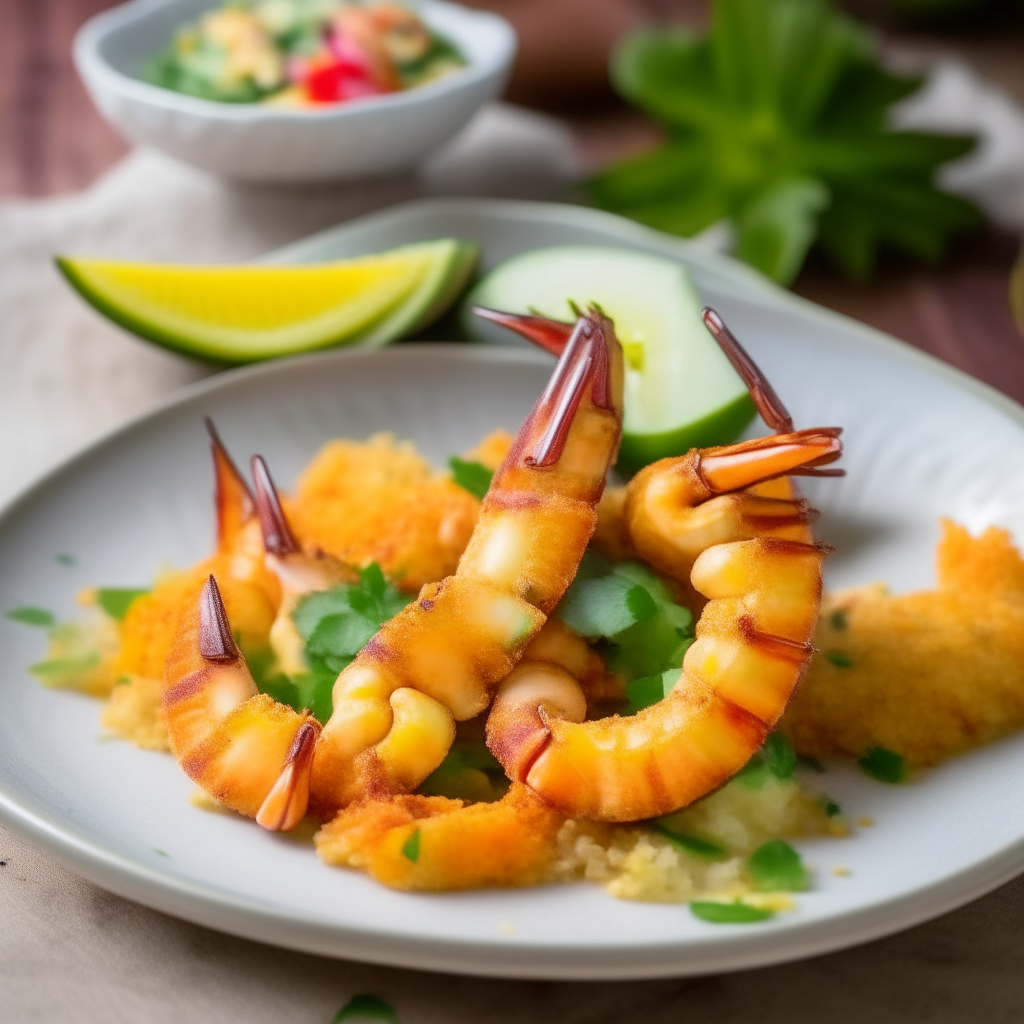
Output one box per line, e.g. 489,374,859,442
251,454,356,674
164,575,318,830
310,308,625,812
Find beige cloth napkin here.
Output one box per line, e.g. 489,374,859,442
0,103,578,506
4,98,1024,1023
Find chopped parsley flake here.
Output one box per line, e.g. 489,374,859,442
690,901,774,924
747,839,809,892
333,994,398,1023
6,606,55,627
97,588,149,621
652,822,727,861
824,650,854,668
858,746,906,783
401,828,421,863
448,457,493,500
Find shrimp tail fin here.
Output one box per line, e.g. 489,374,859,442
472,306,573,356
256,719,320,832
700,428,844,494
206,418,255,551
251,455,301,556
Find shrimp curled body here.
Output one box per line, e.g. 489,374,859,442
309,310,624,812
480,352,841,821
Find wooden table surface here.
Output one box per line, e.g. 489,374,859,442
2,0,1023,405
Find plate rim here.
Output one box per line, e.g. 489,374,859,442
3,198,1024,979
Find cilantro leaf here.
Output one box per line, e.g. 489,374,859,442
590,0,979,284
401,828,421,863
557,561,694,685
284,566,412,723
747,839,809,891
690,901,774,923
97,588,149,621
6,606,55,627
858,745,906,783
762,732,797,780
652,820,727,860
333,994,398,1024
420,740,508,802
558,574,657,639
736,732,797,788
449,456,493,499
625,668,680,714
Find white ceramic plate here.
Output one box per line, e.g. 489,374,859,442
2,200,1024,981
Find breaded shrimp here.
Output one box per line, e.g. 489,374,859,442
782,519,1024,766
286,433,481,592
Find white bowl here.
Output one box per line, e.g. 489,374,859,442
74,0,516,183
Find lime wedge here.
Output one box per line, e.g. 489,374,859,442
57,238,478,364
464,246,755,474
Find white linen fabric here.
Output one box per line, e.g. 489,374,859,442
0,103,579,507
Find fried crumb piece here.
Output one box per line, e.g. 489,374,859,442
832,866,851,877
189,789,229,813
858,817,875,828
101,674,170,751
289,433,481,593
783,520,1024,767
315,784,563,891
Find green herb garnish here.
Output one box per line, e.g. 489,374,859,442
653,821,727,860
420,740,508,803
558,561,694,684
824,650,854,668
625,668,680,714
333,994,398,1024
762,732,797,780
690,901,774,923
736,732,797,788
54,553,76,567
823,797,842,817
448,456,493,499
858,745,906,783
747,839,809,891
590,0,979,284
29,651,102,683
6,606,56,627
283,564,412,723
97,588,149,621
401,828,421,863
559,573,657,640
829,609,848,631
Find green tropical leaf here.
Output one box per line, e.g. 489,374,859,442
591,0,979,284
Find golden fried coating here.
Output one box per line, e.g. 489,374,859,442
100,561,276,748
315,783,564,890
101,675,170,751
782,520,1024,766
115,560,276,681
287,433,483,593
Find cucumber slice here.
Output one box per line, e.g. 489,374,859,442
463,246,755,474
57,238,478,364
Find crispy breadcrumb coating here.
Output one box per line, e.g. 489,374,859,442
782,519,1024,766
287,432,487,593
315,783,563,890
